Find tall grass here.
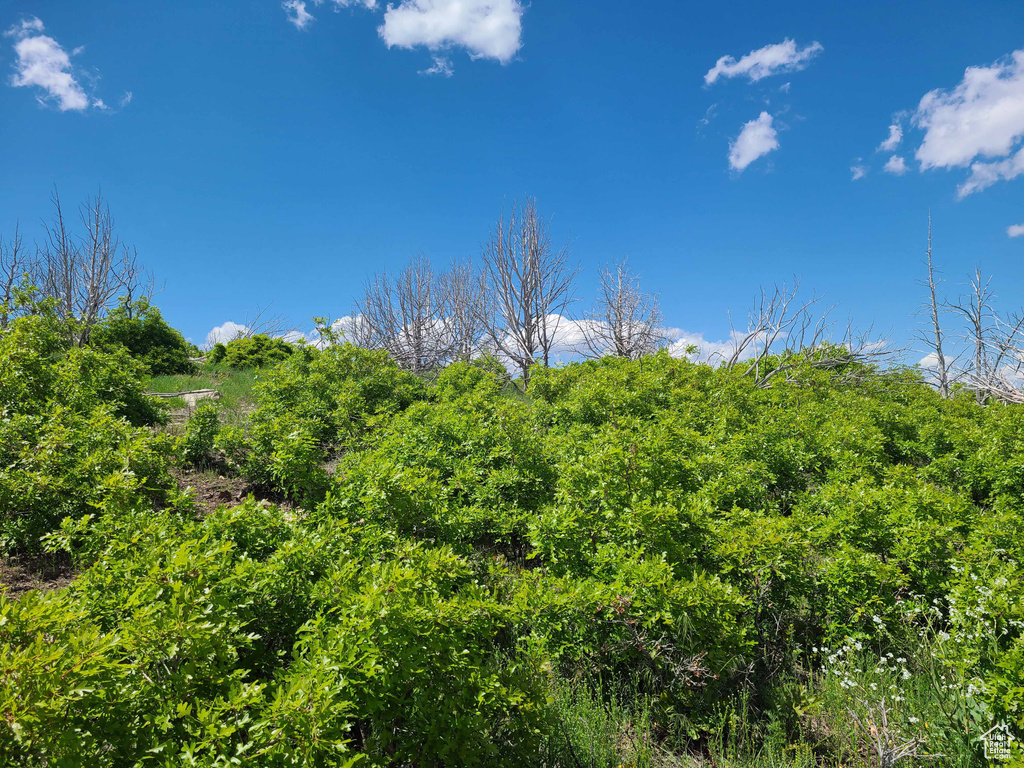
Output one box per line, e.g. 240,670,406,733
542,677,660,768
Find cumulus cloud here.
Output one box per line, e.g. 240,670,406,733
283,0,316,29
298,315,368,349
958,147,1024,197
205,321,250,347
901,48,1024,196
666,333,726,363
704,39,823,85
913,50,1024,172
729,112,779,171
1009,222,1024,238
379,0,524,65
878,122,903,152
884,155,908,175
851,164,868,180
6,16,92,111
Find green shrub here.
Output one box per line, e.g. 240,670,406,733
90,298,195,376
227,343,426,498
0,308,175,554
208,334,295,369
179,402,221,467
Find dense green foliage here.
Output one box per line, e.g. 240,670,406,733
208,334,295,369
90,298,197,376
1,339,1022,766
178,402,221,467
0,307,177,555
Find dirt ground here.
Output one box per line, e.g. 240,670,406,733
173,466,296,517
0,552,76,599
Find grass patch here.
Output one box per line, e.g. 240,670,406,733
146,365,259,417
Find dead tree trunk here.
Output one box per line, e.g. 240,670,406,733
920,214,952,397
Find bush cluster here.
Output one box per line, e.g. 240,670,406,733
90,298,197,376
208,334,295,369
2,346,1023,765
0,307,177,554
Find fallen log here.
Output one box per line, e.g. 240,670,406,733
145,389,221,407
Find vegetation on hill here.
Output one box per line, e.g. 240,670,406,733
208,334,296,369
1,303,1021,765
1,195,1022,766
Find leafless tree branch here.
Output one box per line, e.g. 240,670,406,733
720,281,898,388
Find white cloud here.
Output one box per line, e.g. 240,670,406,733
326,0,379,8
283,1,378,31
704,39,823,85
884,155,908,175
1009,222,1024,238
119,90,133,107
958,147,1024,197
6,17,91,111
878,122,902,152
420,55,454,77
283,0,316,29
851,164,868,180
379,0,524,65
913,50,1024,173
4,17,44,37
729,111,779,171
205,321,249,347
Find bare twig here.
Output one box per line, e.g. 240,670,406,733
848,697,942,768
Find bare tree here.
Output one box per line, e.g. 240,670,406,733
950,270,1000,405
342,310,379,350
950,270,1024,404
443,258,487,362
35,188,151,344
720,281,896,388
480,199,578,387
579,258,666,360
722,280,827,380
356,254,452,372
0,223,33,328
915,214,956,398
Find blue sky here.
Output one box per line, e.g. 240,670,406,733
1,0,1023,357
